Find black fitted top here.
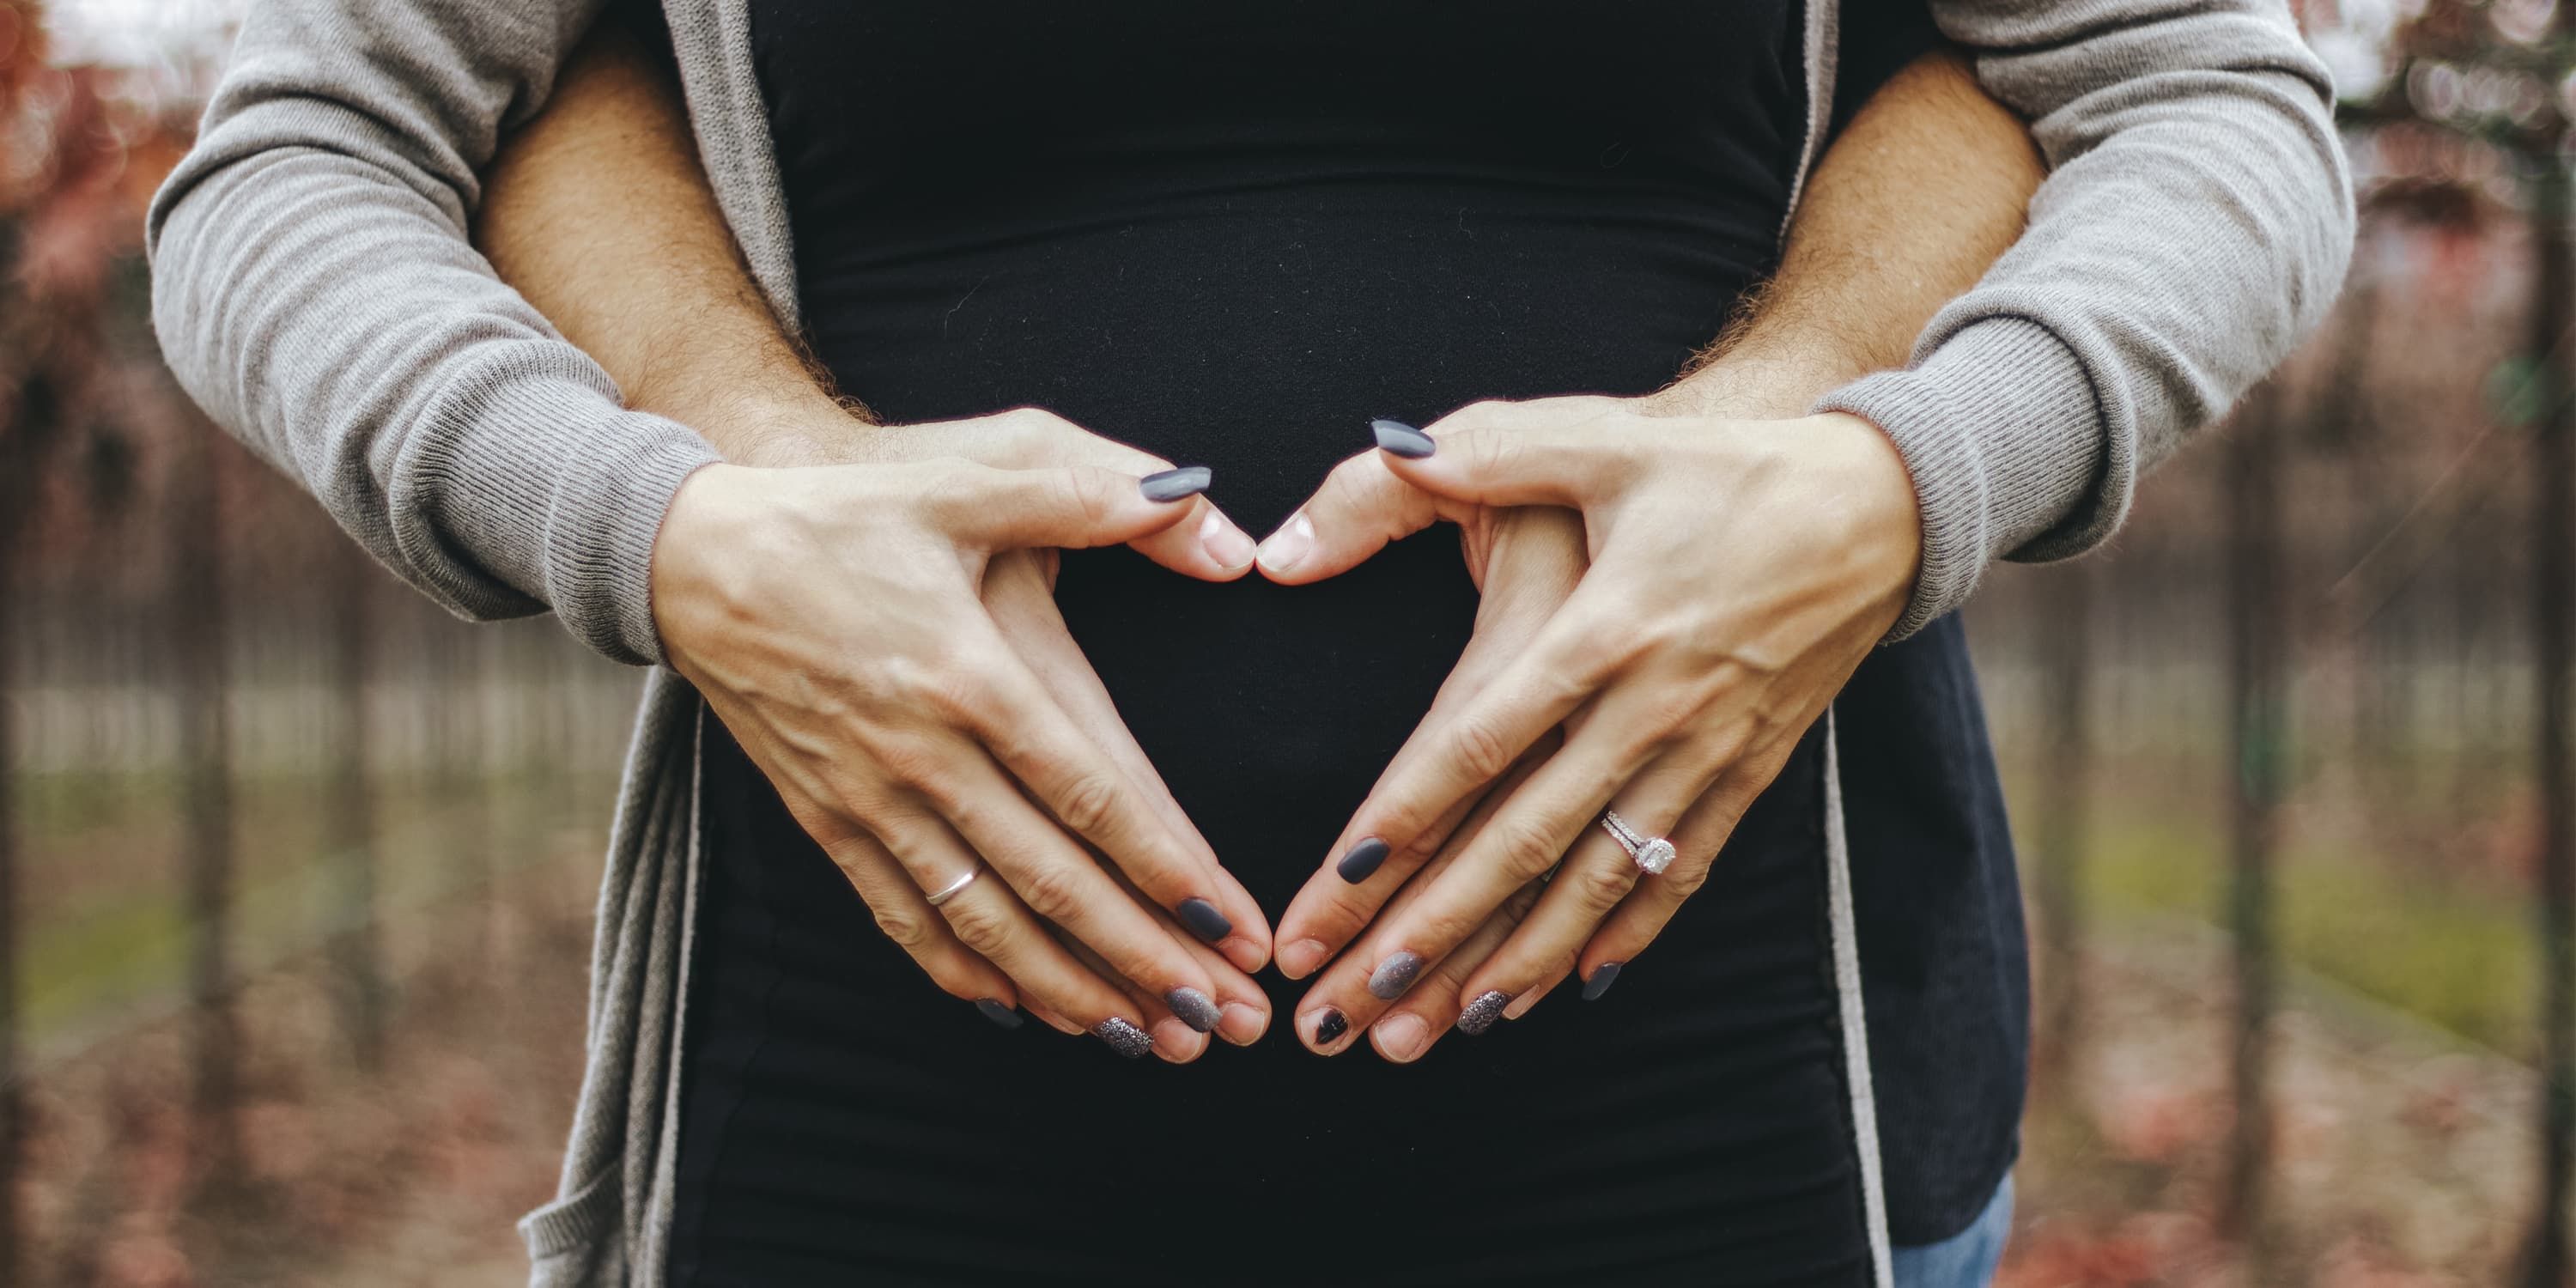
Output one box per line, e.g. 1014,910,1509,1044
669,3,2024,1283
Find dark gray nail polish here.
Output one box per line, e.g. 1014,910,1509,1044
975,998,1024,1030
1094,1017,1153,1058
1314,1010,1349,1047
1139,465,1212,502
1582,962,1625,1001
1164,987,1222,1034
1176,897,1232,943
1370,419,1437,459
1366,951,1425,1000
1457,990,1510,1036
1336,836,1391,884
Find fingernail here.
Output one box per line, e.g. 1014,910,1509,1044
1219,1002,1267,1046
1457,990,1510,1036
1503,990,1544,1021
1370,418,1437,459
1312,1009,1349,1048
1256,512,1315,574
1376,1012,1431,1061
1139,465,1212,502
1199,510,1257,569
1336,836,1391,884
1093,1017,1153,1058
1176,897,1232,944
1582,962,1624,1001
974,998,1024,1030
1279,937,1327,978
1366,951,1425,1000
1164,987,1224,1033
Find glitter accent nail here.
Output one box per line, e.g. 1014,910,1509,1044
1336,836,1391,884
1176,897,1232,943
1139,465,1212,502
1093,1017,1153,1058
1366,951,1425,1000
1164,987,1223,1034
1582,962,1625,1001
1314,1010,1349,1047
974,998,1024,1030
1457,990,1510,1036
1370,419,1437,459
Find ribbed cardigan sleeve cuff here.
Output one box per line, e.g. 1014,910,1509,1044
413,353,720,667
1814,318,2107,642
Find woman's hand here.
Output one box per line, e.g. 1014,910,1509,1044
652,407,1273,1060
1261,396,1921,1055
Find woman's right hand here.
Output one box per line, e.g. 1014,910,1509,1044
650,410,1273,1060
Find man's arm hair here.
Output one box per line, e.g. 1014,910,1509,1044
475,22,857,467
1679,48,2043,417
477,29,2042,451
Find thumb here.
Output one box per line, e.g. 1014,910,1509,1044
1254,445,1449,585
1372,405,1631,510
1005,416,1257,582
932,462,1207,552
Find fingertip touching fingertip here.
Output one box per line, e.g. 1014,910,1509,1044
1255,511,1315,576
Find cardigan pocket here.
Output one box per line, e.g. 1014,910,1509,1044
519,1166,623,1269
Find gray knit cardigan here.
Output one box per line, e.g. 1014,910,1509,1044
146,1,2352,1283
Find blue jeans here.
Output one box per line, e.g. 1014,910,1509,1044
1891,1175,2014,1288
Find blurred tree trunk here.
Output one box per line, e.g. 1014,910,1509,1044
2223,382,2287,1260
2034,557,2093,1097
326,538,386,1071
0,359,52,1288
171,413,240,1188
2525,142,2575,1288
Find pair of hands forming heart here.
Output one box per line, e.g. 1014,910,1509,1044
649,386,1921,1066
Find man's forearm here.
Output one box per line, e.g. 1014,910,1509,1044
477,33,2039,451
475,23,853,466
1674,49,2043,419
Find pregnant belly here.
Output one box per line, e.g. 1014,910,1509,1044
795,197,1762,897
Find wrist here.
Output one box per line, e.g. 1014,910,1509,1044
648,461,759,659
1800,410,1925,605
1648,344,1870,422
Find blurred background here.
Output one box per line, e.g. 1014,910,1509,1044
0,0,2569,1284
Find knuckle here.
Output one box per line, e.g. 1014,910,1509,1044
1488,816,1565,880
916,665,998,732
1447,715,1520,785
1049,771,1124,840
1012,862,1090,925
1056,467,1118,529
1663,857,1716,899
866,732,947,793
1568,858,1641,909
942,896,1018,958
871,902,938,950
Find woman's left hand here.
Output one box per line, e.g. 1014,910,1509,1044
1264,395,1923,1056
